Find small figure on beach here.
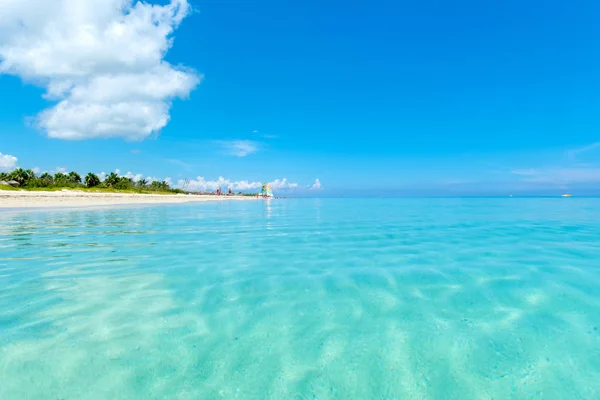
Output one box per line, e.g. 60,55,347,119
217,187,221,196
228,188,232,196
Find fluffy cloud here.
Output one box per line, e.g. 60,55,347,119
0,153,18,172
179,176,299,192
310,178,322,190
0,152,18,171
75,169,305,192
180,176,259,192
104,169,153,182
270,178,298,189
97,170,163,183
0,0,200,140
124,171,144,182
215,140,260,157
33,166,69,175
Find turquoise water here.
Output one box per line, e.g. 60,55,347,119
1,198,600,399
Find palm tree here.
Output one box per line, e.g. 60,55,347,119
39,172,54,186
148,180,171,192
54,172,68,184
104,172,120,187
9,168,28,186
68,171,82,184
84,173,100,188
24,169,36,181
149,181,161,191
115,177,134,190
136,178,148,188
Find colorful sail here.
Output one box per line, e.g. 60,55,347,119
258,183,274,197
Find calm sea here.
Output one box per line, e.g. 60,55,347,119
1,198,599,399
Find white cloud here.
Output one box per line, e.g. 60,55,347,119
60,169,302,192
215,140,260,157
234,180,263,190
106,169,156,182
310,178,322,190
32,167,41,174
179,176,299,192
0,152,18,171
180,176,244,192
55,167,67,173
270,178,298,189
124,171,143,182
0,0,200,140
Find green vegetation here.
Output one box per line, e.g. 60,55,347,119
0,183,19,191
0,168,183,194
84,172,100,188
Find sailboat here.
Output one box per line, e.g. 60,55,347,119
258,183,274,198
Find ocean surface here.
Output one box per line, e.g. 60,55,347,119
1,198,599,399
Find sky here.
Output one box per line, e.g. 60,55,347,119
1,0,599,195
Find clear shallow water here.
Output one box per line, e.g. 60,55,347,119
1,198,600,400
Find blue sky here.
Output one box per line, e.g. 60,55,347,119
1,0,599,195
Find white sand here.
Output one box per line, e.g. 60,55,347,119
0,189,255,209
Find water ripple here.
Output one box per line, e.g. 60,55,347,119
1,199,600,399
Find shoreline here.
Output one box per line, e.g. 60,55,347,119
0,189,255,209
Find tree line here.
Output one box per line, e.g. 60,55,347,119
0,168,182,193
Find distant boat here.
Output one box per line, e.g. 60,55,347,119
561,193,572,197
258,183,274,198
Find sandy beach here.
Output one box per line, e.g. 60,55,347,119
0,190,254,209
